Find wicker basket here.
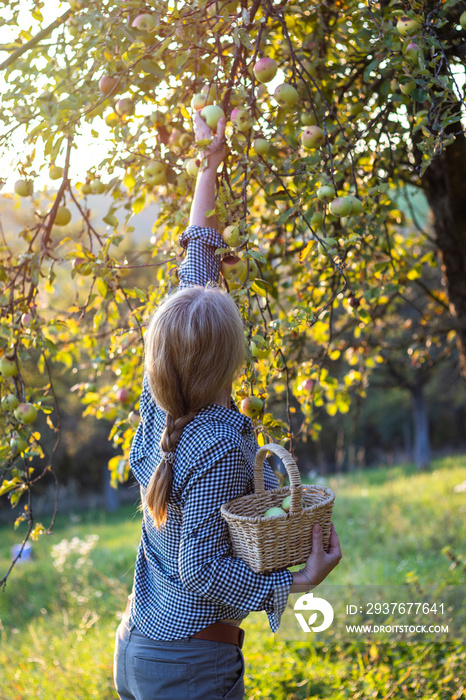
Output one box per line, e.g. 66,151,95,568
220,443,335,573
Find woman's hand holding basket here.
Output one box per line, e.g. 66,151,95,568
291,522,342,592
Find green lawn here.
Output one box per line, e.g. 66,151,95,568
0,456,465,699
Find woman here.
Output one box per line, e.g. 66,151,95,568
114,111,342,700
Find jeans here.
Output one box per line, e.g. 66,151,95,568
114,613,245,700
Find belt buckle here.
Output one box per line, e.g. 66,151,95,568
238,627,244,649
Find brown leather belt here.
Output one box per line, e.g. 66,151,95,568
192,622,245,648
124,598,244,648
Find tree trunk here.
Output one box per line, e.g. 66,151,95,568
422,132,466,379
410,383,431,470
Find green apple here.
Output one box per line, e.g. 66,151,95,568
14,179,33,197
10,432,28,455
131,13,157,31
221,254,247,288
191,90,214,111
241,395,264,419
301,112,317,126
274,83,299,108
251,335,270,359
106,112,120,127
281,495,292,512
99,404,118,421
116,388,132,404
98,75,119,95
301,126,325,149
246,257,259,281
329,196,353,217
253,138,270,156
346,195,363,215
200,104,225,131
397,16,421,36
317,185,335,201
54,206,72,226
400,80,416,95
1,393,19,411
49,165,63,180
0,357,18,377
91,179,106,194
403,41,420,62
185,158,200,178
461,11,466,30
264,506,286,517
222,224,243,247
253,57,278,83
231,108,253,132
115,98,135,117
311,211,323,228
281,495,307,511
14,402,38,424
80,182,93,195
144,161,167,186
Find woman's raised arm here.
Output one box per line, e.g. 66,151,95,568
177,112,227,289
189,111,226,229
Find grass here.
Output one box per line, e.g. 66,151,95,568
0,456,465,699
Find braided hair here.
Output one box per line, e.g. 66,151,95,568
144,286,245,527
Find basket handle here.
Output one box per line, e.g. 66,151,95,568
254,443,304,514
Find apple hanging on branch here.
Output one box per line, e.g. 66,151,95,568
185,158,200,178
14,403,38,425
253,138,270,156
115,98,135,117
1,394,19,411
301,126,325,149
274,83,299,109
240,395,264,419
98,75,119,96
222,224,244,247
396,15,421,36
131,13,157,32
49,165,63,180
221,255,258,289
53,206,72,227
191,88,215,111
253,57,278,83
144,161,167,186
14,180,33,197
231,108,254,133
0,356,19,377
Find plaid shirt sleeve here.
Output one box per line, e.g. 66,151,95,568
177,224,225,288
179,442,292,633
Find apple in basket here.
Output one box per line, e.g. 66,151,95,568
281,495,307,512
263,506,286,517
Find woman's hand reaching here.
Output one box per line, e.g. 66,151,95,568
193,110,226,172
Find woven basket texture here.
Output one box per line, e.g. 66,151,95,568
221,443,335,573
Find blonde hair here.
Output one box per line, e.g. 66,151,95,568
144,285,245,527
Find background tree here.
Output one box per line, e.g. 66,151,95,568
1,0,465,581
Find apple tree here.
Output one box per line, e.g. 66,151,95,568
0,0,464,581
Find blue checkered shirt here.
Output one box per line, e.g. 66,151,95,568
128,225,292,640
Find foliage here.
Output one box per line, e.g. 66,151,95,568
0,456,465,698
0,0,465,578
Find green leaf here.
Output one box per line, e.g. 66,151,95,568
96,278,108,297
